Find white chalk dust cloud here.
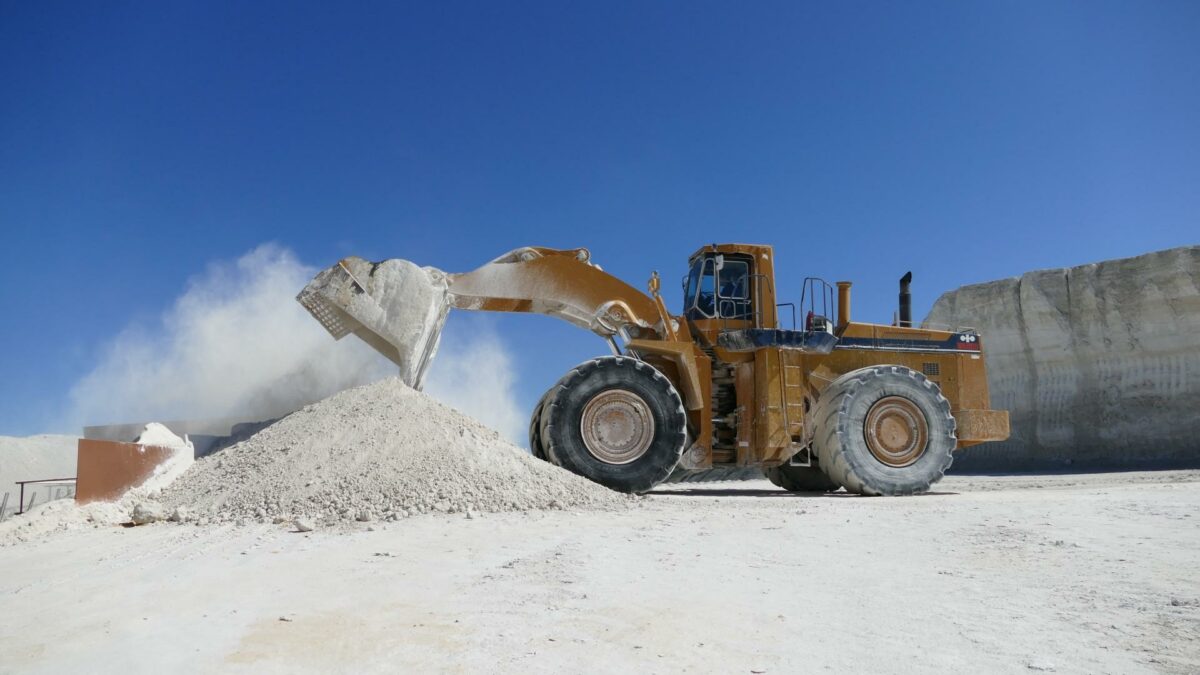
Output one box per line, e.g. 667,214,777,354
67,244,525,443
423,314,525,446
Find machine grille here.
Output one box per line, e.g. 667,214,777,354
922,362,940,377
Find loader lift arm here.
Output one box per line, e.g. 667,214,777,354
445,247,666,339
298,246,679,390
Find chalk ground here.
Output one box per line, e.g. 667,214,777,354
2,471,1198,674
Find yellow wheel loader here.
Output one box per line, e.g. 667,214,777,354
298,244,1009,495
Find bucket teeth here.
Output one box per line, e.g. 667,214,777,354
297,287,355,339
297,257,451,389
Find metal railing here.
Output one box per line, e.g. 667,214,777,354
730,273,777,330
700,271,856,335
799,277,835,330
715,274,835,333
5,478,78,518
776,302,796,330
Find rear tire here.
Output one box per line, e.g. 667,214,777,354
764,463,841,492
541,356,687,493
813,365,956,496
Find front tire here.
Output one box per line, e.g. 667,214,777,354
813,365,956,496
541,356,687,493
528,386,554,460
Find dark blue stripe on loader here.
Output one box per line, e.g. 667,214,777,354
718,329,839,353
836,334,979,353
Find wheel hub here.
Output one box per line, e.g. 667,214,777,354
864,396,928,468
580,389,655,465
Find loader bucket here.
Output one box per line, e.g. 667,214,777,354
297,257,451,389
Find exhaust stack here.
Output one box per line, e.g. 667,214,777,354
899,271,912,328
836,281,852,327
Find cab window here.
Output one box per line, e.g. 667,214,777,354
684,255,752,321
717,260,750,320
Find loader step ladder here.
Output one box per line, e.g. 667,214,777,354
777,354,812,467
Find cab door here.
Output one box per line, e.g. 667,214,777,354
683,253,755,327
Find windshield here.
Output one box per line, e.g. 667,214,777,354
684,254,753,321
684,258,701,310
683,257,716,319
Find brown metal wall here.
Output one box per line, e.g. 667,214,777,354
75,440,181,504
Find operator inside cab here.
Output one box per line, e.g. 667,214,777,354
684,253,752,322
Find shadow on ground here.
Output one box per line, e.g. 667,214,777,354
646,486,959,498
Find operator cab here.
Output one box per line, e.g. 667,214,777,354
683,251,755,323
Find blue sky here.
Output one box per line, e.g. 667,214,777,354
2,1,1198,436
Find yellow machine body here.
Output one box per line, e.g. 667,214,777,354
300,243,1010,476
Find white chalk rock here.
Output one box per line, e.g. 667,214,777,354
133,423,189,449
130,501,165,525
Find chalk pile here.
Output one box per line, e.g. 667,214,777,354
162,378,627,526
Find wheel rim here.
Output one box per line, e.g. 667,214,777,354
864,396,928,468
580,389,655,465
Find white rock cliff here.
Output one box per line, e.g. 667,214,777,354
925,246,1200,471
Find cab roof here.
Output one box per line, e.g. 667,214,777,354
687,243,775,262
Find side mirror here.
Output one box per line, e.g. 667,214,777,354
714,254,724,271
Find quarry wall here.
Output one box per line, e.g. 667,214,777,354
925,246,1200,472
